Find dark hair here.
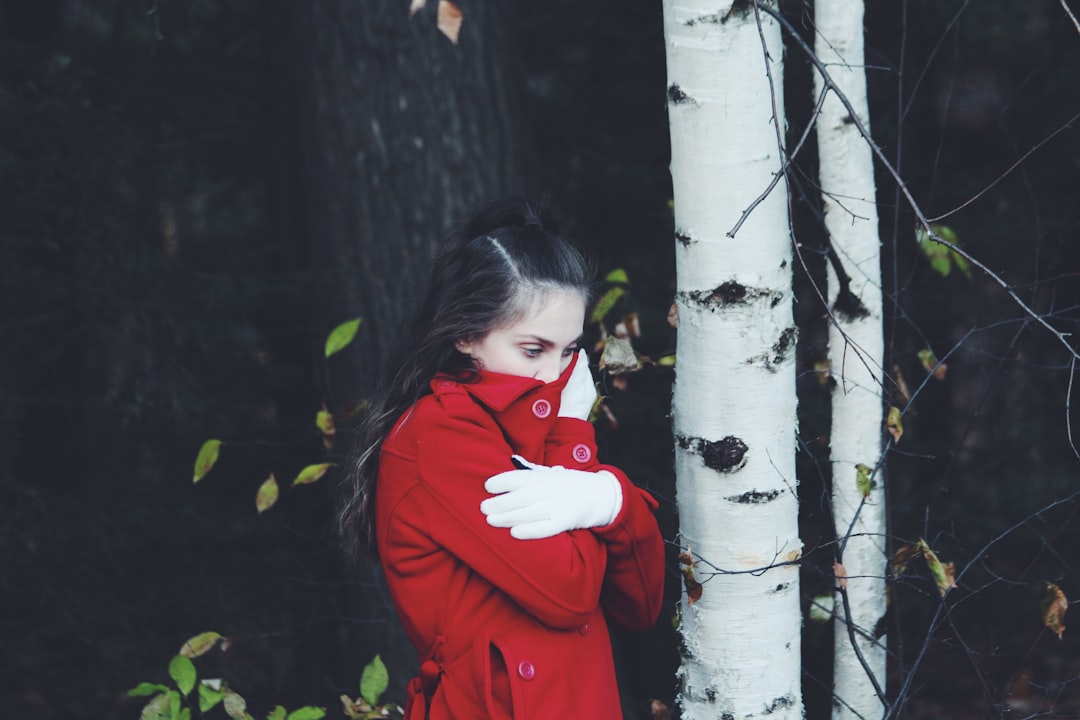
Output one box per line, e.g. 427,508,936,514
338,197,596,561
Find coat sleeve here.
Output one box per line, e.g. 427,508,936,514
544,417,666,631
406,398,609,630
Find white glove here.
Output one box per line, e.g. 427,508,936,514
480,455,623,539
558,349,597,420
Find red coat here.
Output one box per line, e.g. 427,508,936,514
375,356,665,719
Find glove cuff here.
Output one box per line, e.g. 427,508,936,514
596,470,623,526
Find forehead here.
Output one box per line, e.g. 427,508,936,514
503,286,586,335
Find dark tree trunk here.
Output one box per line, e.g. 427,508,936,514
282,0,529,702
293,0,527,395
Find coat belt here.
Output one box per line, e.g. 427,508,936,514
404,634,447,720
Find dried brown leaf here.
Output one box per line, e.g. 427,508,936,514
667,303,679,328
682,566,703,606
1042,582,1068,640
834,561,848,590
437,0,462,43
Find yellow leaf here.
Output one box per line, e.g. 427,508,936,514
917,539,957,596
437,0,462,44
814,359,831,386
886,406,903,444
293,463,333,487
193,440,222,483
918,348,947,381
179,631,223,659
1042,582,1068,640
255,475,279,514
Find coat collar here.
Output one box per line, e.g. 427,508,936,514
429,351,578,413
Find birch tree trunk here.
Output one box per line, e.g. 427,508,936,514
813,2,888,717
662,3,802,718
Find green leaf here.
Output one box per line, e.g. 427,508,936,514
604,267,630,284
808,594,834,623
169,690,182,720
178,709,191,720
929,254,951,277
140,692,172,720
656,354,676,367
169,655,197,696
916,223,969,279
128,682,170,698
179,631,223,658
315,408,335,435
256,474,279,514
590,286,625,324
292,463,333,487
285,708,327,720
360,654,389,706
855,463,873,499
325,318,362,358
198,683,226,713
193,440,222,483
267,706,287,720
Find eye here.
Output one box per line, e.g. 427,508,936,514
522,346,543,358
562,344,580,357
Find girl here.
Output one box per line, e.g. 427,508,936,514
339,198,665,719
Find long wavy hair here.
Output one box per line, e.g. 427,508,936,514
337,197,596,561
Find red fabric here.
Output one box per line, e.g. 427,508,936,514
376,354,665,719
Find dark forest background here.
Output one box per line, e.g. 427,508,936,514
1,1,1078,718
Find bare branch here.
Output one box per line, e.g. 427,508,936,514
759,2,1080,365
1061,0,1080,35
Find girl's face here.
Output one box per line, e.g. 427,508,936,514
456,288,586,383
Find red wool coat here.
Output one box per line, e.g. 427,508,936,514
375,356,665,719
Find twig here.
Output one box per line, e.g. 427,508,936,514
1061,0,1080,35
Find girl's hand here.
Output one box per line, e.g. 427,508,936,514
480,455,623,539
558,349,597,420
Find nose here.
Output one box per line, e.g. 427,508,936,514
537,357,562,384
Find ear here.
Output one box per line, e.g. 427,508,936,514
454,338,473,356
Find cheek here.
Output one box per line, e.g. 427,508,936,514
560,354,573,373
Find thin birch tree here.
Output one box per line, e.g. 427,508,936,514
662,2,802,717
812,1,888,717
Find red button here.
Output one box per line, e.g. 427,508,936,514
578,623,589,636
532,399,551,418
517,660,536,680
572,444,592,463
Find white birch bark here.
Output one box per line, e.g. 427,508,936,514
813,2,888,718
662,3,802,718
